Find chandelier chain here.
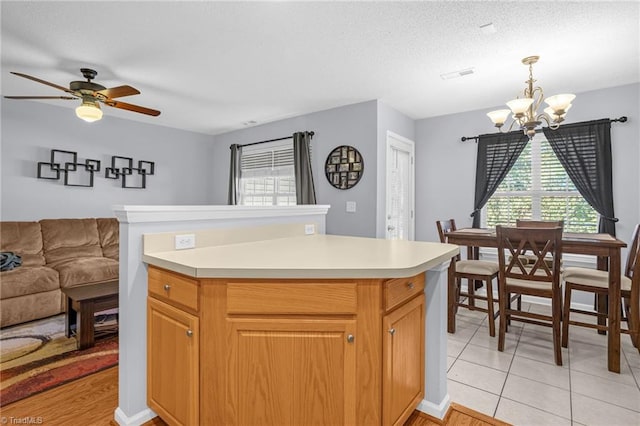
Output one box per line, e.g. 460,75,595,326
529,62,534,84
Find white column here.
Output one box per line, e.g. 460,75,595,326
417,260,451,419
114,221,157,425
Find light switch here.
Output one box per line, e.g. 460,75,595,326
346,201,357,213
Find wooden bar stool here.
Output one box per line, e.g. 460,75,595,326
496,225,564,365
437,219,500,336
562,224,640,353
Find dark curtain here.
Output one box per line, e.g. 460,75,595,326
544,119,617,236
227,144,242,205
293,131,317,204
472,131,529,228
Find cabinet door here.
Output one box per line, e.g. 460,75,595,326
147,297,199,426
383,294,425,426
227,318,356,426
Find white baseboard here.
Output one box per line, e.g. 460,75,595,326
114,407,157,426
417,393,451,420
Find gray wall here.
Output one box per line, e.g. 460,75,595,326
5,82,635,241
211,100,416,237
415,83,640,248
211,101,379,237
1,100,214,221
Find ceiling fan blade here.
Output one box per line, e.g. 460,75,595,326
96,85,140,99
4,95,77,100
10,71,75,94
104,100,161,116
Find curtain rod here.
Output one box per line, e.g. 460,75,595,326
232,131,315,149
460,116,628,143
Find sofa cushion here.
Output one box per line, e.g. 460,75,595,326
51,257,119,288
1,289,63,328
0,266,59,299
40,219,103,264
97,218,119,261
0,222,46,267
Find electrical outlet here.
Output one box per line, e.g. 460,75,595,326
346,201,357,213
304,224,315,235
175,234,196,250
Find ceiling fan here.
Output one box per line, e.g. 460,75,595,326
4,68,161,122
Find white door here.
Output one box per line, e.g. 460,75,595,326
385,132,415,240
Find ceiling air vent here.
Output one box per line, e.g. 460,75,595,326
440,68,475,80
479,23,497,35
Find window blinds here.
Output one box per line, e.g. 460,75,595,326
484,136,598,232
238,139,298,206
241,139,293,171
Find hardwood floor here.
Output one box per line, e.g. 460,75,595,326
406,404,511,426
1,367,118,426
1,367,509,426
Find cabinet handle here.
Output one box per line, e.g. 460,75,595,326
389,328,396,336
186,329,193,337
407,282,415,290
163,284,171,291
347,334,355,343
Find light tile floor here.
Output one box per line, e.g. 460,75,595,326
447,301,640,425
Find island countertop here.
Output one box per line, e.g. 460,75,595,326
143,233,459,279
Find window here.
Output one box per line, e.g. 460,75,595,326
239,139,297,206
483,135,598,233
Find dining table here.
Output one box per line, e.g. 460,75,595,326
444,227,627,373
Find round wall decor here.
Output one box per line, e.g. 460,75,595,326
324,145,363,190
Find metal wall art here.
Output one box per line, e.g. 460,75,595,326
37,149,100,187
36,149,154,189
105,156,155,189
325,145,363,190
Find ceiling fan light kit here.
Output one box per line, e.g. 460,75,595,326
486,55,575,139
76,97,103,122
4,68,160,123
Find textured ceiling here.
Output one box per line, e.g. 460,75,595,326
2,1,639,136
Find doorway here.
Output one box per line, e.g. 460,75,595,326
385,132,415,240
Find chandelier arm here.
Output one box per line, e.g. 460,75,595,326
537,113,561,130
538,113,552,126
530,87,544,122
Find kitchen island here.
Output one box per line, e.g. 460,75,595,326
143,232,458,425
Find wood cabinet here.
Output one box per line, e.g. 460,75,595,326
383,295,425,426
147,266,425,426
147,297,199,426
228,318,356,425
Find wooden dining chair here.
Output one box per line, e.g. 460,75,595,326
562,224,640,351
516,219,565,228
516,219,565,267
496,225,564,365
437,219,500,336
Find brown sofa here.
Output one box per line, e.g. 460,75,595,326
0,218,119,328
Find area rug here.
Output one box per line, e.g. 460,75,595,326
0,312,118,407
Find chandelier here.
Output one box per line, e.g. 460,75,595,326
486,56,575,139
